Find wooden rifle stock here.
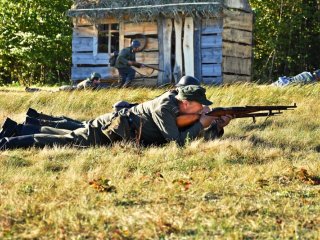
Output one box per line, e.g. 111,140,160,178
176,104,297,128
136,62,165,72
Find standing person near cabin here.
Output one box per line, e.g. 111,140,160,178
115,40,142,88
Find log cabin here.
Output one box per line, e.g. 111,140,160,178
68,0,253,86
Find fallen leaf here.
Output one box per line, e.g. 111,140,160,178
173,178,192,191
295,168,320,185
89,178,117,193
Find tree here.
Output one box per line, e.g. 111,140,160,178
0,0,73,85
250,0,320,82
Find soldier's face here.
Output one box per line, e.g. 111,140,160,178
179,100,203,114
93,79,101,85
133,47,140,52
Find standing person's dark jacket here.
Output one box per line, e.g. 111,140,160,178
114,40,141,87
115,46,136,69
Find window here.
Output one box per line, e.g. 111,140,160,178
98,23,119,54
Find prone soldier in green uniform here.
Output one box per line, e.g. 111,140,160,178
59,72,102,91
26,76,200,131
0,85,232,150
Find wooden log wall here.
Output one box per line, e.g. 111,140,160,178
200,18,223,85
70,0,253,86
120,21,159,86
222,9,253,83
71,18,118,82
71,18,160,86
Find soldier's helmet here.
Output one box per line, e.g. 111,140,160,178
176,76,200,87
131,40,141,48
313,69,320,80
90,72,101,80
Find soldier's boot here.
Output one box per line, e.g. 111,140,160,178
0,118,18,138
0,136,35,150
122,80,132,88
17,124,41,135
26,108,64,121
25,116,83,130
24,116,41,125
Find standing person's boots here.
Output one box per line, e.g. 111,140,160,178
0,118,18,138
122,79,132,88
0,136,36,150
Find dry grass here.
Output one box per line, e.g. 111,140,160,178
0,84,319,239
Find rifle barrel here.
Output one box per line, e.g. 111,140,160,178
205,104,297,117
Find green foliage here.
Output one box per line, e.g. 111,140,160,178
250,0,320,82
0,0,73,85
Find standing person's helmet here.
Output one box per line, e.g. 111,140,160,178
176,76,200,87
131,40,141,48
90,72,101,80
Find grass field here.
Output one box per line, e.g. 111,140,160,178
0,84,319,239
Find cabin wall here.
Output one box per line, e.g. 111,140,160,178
71,18,160,86
71,18,118,82
120,21,159,86
200,18,223,85
70,2,253,86
222,9,253,83
156,13,252,86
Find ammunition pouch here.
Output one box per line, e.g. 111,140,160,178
101,110,136,143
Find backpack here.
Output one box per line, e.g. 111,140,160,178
109,51,118,67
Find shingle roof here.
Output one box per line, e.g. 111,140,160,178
68,0,224,21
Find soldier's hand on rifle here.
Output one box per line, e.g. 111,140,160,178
215,115,233,131
199,106,220,128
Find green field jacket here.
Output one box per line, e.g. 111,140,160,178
129,91,204,146
115,47,136,69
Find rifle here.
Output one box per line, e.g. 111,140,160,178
134,62,165,72
176,104,297,128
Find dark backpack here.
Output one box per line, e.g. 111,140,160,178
109,51,118,67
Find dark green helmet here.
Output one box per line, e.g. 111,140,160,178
131,40,141,48
90,72,101,80
313,69,320,79
176,76,200,87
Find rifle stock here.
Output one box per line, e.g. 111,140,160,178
137,62,165,72
176,104,297,128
